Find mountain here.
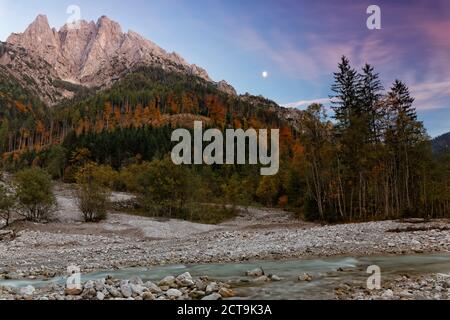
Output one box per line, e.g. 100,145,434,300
432,132,450,153
0,14,305,159
2,15,235,105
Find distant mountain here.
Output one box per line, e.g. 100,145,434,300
1,15,235,105
433,132,450,153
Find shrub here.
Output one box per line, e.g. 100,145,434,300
75,162,112,222
14,168,56,222
76,181,109,222
75,162,119,189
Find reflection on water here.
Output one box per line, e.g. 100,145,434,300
1,254,450,299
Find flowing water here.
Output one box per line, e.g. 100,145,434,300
1,254,450,299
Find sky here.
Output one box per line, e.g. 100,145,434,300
0,0,449,137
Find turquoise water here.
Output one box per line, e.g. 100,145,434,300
2,254,450,299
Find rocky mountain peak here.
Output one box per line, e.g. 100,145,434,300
3,14,235,105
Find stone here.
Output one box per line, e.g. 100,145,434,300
270,275,282,281
298,273,313,282
189,290,206,299
382,289,394,298
107,286,122,298
176,272,192,282
130,284,145,295
254,276,270,282
20,285,35,296
158,276,176,287
194,279,207,291
96,292,105,300
206,282,219,293
65,287,83,296
176,273,195,287
202,293,222,301
166,289,182,299
84,281,95,290
218,287,235,298
142,292,155,300
82,288,97,299
94,280,105,292
246,268,264,277
144,281,162,294
399,290,413,298
120,283,132,298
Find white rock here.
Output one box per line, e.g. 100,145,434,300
206,282,219,293
166,289,182,299
382,289,394,298
120,283,132,298
20,285,35,296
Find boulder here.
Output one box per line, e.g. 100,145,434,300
20,285,35,296
65,287,83,296
298,273,313,282
158,276,176,287
120,283,132,298
166,288,183,299
206,282,219,293
246,268,264,277
144,281,162,294
142,292,155,300
202,293,221,301
218,287,235,298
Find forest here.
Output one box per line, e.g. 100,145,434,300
0,57,449,223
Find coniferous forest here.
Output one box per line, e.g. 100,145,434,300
1,57,449,222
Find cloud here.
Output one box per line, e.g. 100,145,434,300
282,98,332,109
410,80,450,110
237,27,321,80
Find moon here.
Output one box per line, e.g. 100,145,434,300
262,71,269,79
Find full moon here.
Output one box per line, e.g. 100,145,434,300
262,71,269,78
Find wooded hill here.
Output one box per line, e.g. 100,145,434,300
0,57,449,221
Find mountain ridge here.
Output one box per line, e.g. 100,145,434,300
3,14,236,105
432,132,450,153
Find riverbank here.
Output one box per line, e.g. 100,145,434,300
1,255,449,300
335,273,450,300
0,185,449,299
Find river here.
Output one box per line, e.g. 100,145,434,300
1,253,449,299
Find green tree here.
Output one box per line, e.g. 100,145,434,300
14,168,56,222
74,162,113,222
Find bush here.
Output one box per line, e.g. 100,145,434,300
75,162,119,189
76,181,109,222
75,162,111,222
14,168,56,222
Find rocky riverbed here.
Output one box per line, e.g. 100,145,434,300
0,272,237,301
0,185,449,300
335,273,450,300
